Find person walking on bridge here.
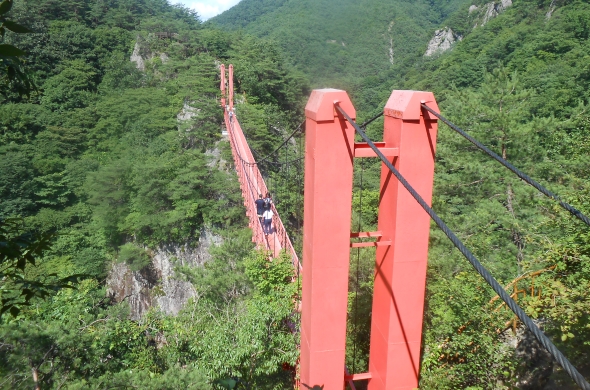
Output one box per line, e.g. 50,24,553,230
263,192,273,210
263,207,274,236
255,194,265,227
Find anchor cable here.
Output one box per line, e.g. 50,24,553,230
335,103,590,390
250,121,305,165
421,104,590,227
352,158,365,374
359,112,384,129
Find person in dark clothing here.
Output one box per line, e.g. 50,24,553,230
255,194,265,226
264,192,273,210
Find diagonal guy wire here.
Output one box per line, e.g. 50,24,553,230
335,102,590,390
422,103,590,227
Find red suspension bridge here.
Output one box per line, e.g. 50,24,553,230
218,65,590,390
220,64,300,269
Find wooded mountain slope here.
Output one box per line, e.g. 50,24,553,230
215,0,590,388
211,0,472,86
0,0,307,388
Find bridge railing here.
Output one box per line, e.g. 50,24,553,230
223,108,301,272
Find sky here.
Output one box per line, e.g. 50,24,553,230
170,0,242,21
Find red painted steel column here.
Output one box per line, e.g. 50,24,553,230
228,64,234,111
368,91,439,390
220,64,226,108
300,89,356,390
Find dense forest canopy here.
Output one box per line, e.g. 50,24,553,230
211,0,474,87
1,0,307,388
1,0,590,388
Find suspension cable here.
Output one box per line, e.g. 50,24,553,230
226,117,259,191
284,142,288,248
352,158,365,374
359,112,384,129
250,121,305,165
421,104,590,227
335,103,590,390
252,149,305,166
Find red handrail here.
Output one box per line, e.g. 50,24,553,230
223,108,301,272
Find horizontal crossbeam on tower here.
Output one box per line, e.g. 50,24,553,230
354,142,398,158
350,231,382,238
350,241,391,248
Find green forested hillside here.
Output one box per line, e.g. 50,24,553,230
2,0,590,388
211,0,472,87
417,3,590,386
215,0,590,388
0,0,306,388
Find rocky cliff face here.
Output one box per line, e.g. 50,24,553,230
506,324,554,389
504,321,585,390
110,50,228,319
425,1,513,56
475,0,513,27
424,27,462,57
107,229,222,320
130,35,170,72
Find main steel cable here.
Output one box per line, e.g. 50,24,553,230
251,151,305,166
359,112,384,129
284,142,289,249
335,103,590,390
297,127,303,259
226,117,260,196
421,104,590,227
250,121,305,165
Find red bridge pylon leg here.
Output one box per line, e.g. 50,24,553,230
220,64,226,108
300,89,356,390
228,64,234,111
368,91,439,390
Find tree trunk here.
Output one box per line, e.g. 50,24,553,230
32,366,40,390
503,142,525,268
506,183,525,268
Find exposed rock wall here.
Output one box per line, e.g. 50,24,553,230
425,1,513,56
107,229,222,320
130,35,170,72
130,41,145,71
513,326,554,389
479,0,513,26
177,101,199,122
424,27,461,57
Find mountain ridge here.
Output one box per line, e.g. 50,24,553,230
210,0,473,86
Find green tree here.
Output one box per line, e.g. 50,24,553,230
0,218,82,317
0,0,34,97
41,59,97,111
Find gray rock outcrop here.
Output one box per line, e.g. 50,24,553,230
106,229,222,320
424,27,462,57
514,326,554,389
130,35,170,71
426,1,514,57
475,0,513,27
130,41,145,71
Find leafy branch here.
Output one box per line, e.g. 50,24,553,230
0,218,85,317
0,0,35,96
